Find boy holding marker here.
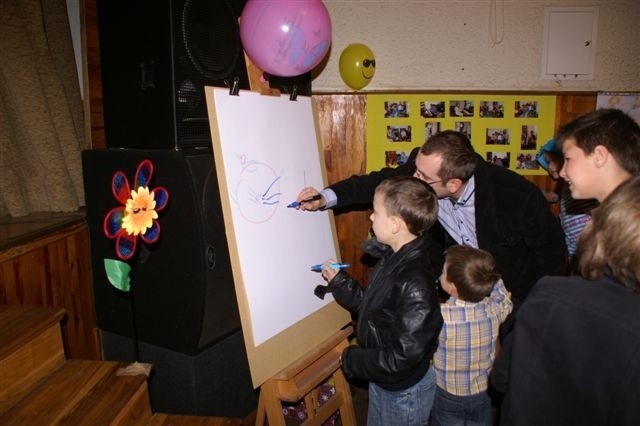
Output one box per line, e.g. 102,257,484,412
318,176,443,426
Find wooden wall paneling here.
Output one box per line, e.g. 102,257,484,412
314,94,372,285
0,260,18,303
18,249,48,305
84,0,105,149
555,94,597,128
0,223,101,360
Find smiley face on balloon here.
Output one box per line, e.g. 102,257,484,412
339,43,376,91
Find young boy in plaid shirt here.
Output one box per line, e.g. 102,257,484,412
432,245,513,426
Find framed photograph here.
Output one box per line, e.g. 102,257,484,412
486,151,510,168
386,125,412,142
425,121,442,141
520,125,538,150
486,128,510,145
455,121,472,140
479,101,505,118
384,101,410,118
450,100,474,117
515,152,540,170
385,150,411,166
514,101,539,118
420,101,445,118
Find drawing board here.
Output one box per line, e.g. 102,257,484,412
205,87,351,387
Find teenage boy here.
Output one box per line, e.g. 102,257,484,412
556,108,640,203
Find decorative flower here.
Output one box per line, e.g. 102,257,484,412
103,159,169,261
122,186,157,236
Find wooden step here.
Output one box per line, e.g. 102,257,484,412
147,413,246,426
0,359,152,425
0,305,66,413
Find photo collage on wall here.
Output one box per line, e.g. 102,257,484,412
368,95,557,174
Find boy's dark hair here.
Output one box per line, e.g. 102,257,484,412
544,150,564,169
375,176,438,236
444,245,501,302
420,130,477,183
555,108,640,175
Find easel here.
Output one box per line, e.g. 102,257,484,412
255,325,357,426
236,49,355,425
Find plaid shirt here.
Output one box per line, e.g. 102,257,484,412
433,280,512,396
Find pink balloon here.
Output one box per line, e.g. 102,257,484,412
240,0,332,77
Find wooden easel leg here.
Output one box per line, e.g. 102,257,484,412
256,380,286,426
256,328,356,426
333,368,357,425
255,388,266,426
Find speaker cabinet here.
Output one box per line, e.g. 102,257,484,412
97,0,249,149
102,330,257,417
82,148,240,355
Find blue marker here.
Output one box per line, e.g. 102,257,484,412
287,194,322,208
310,263,350,272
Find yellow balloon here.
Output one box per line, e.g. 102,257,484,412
339,43,376,90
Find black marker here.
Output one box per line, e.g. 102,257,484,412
287,194,322,208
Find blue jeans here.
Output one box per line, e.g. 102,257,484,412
367,367,436,426
431,386,492,426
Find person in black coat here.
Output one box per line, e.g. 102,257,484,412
491,175,640,425
295,130,565,303
319,176,443,426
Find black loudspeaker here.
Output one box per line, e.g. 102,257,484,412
97,0,249,149
82,148,240,355
102,330,258,417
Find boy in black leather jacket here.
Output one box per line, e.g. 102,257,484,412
320,176,443,426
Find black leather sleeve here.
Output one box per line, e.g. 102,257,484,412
342,278,442,385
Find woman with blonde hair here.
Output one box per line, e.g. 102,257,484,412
492,175,640,425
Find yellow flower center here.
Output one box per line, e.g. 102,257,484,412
122,186,158,236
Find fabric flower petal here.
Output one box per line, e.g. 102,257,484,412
104,207,125,238
112,171,131,205
134,159,154,190
152,186,169,212
115,230,137,260
141,220,161,244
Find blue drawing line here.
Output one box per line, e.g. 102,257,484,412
261,175,282,205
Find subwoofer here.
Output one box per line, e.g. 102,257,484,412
97,0,249,149
82,148,240,355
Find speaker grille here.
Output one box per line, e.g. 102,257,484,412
97,0,249,149
175,0,248,146
182,0,242,80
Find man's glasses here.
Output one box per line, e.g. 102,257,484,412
363,59,376,68
424,179,443,186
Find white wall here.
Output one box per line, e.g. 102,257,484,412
313,0,640,92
